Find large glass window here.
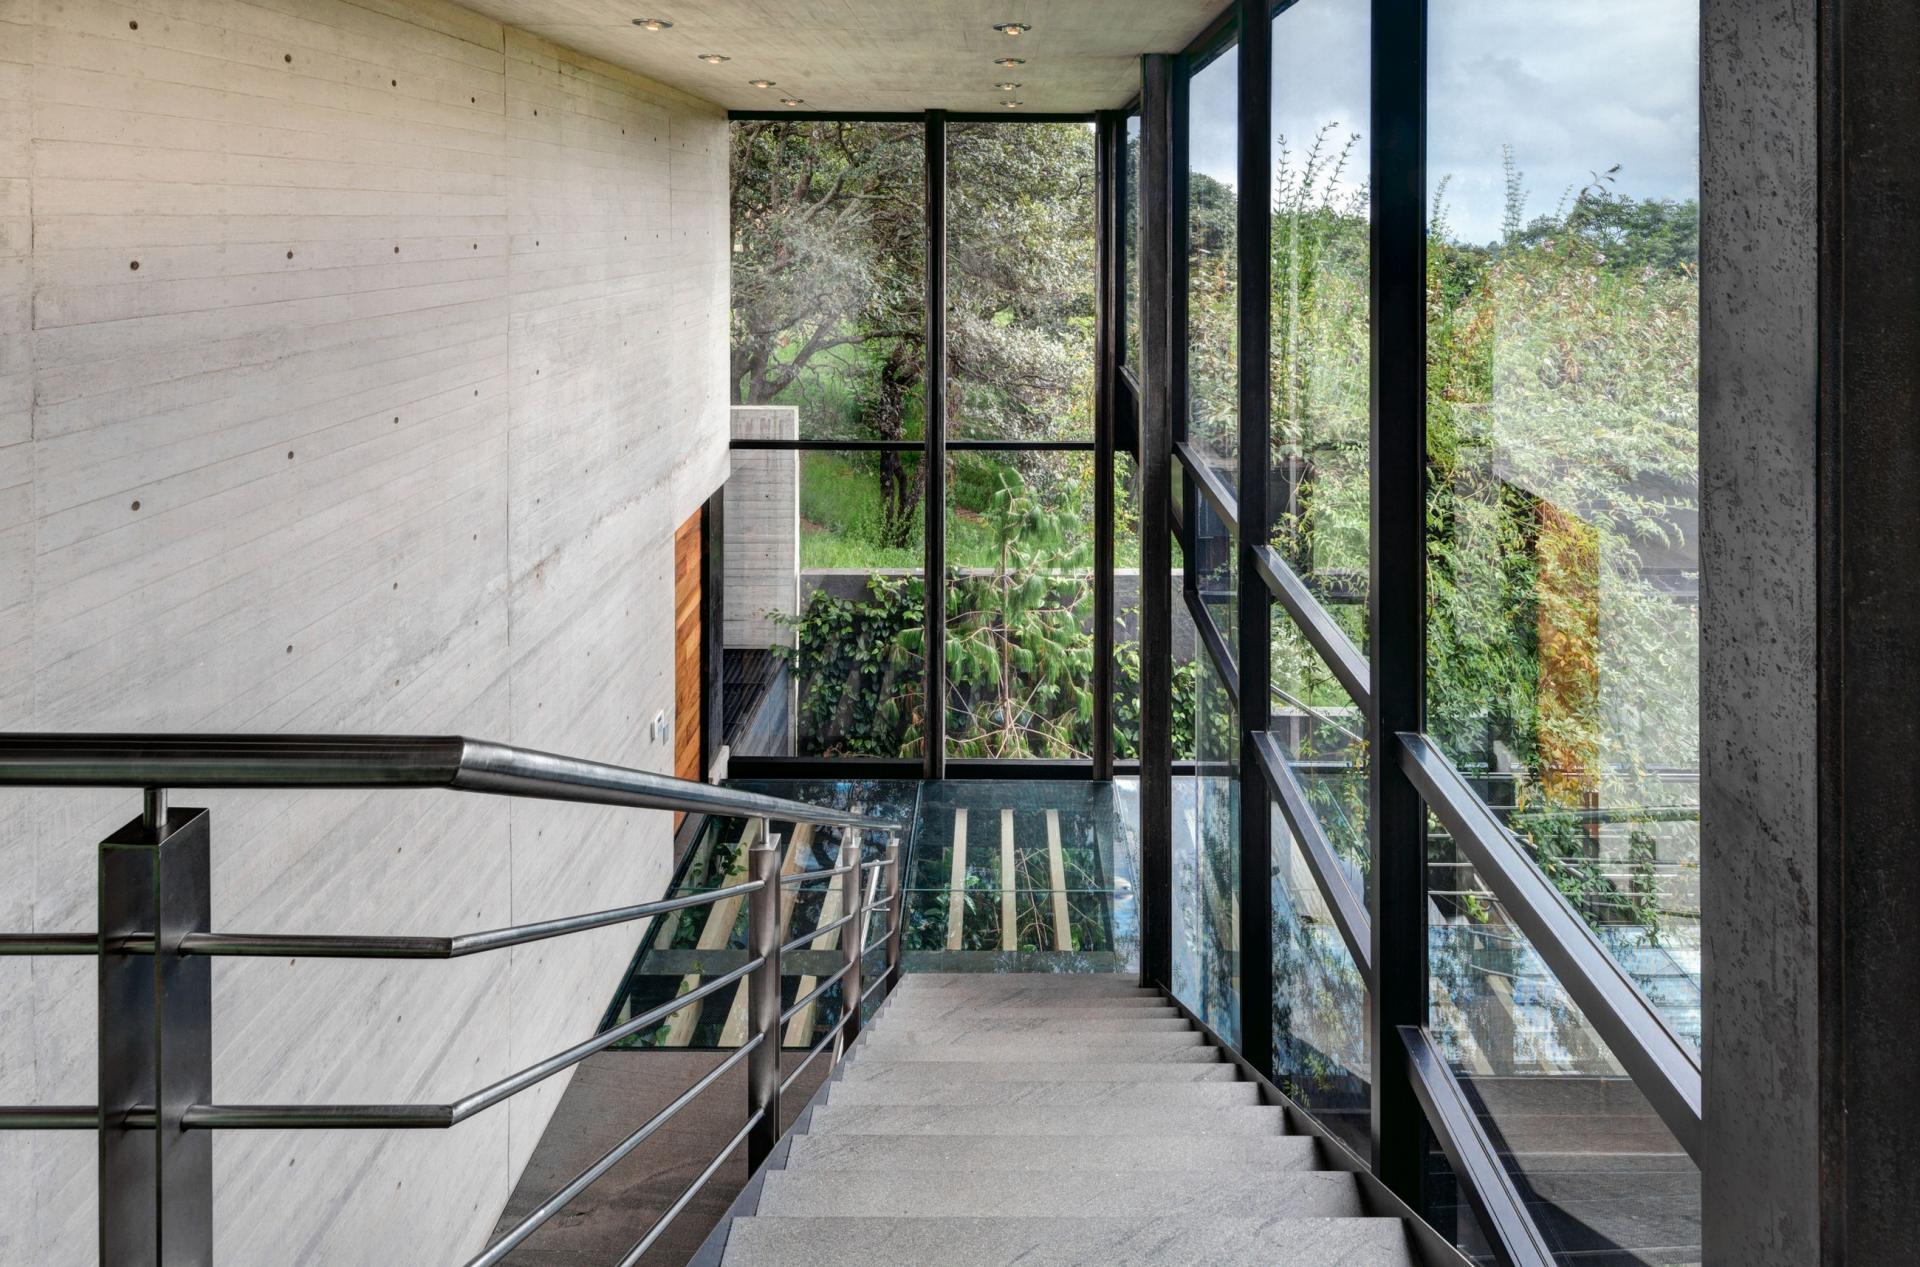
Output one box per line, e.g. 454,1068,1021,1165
1185,44,1240,490
1271,0,1371,623
944,122,1101,759
1425,5,1701,1260
1425,0,1701,960
1175,652,1241,1041
1123,113,1143,372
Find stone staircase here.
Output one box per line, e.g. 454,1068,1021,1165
707,973,1428,1266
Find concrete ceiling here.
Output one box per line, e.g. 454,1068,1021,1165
455,1,1223,112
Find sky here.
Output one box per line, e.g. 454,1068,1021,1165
1188,0,1700,244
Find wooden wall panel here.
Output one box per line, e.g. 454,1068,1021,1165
0,2,729,1263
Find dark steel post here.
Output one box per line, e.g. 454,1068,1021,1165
923,111,949,779
882,833,906,989
1369,0,1430,1209
745,825,780,1172
100,791,213,1265
840,842,867,1047
1235,0,1276,1078
1137,54,1177,991
1092,110,1120,781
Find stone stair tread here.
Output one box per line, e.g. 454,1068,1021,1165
781,1132,1320,1172
901,973,1157,989
718,1216,1418,1267
824,1079,1261,1107
754,1167,1362,1218
865,1016,1196,1037
839,1042,1223,1064
882,1000,1182,1017
803,1104,1288,1137
836,1059,1241,1083
862,1029,1205,1048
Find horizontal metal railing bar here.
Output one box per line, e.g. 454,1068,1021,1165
779,1009,852,1097
781,910,858,957
615,1109,764,1267
180,957,763,1130
1174,440,1240,530
1401,1026,1556,1267
1251,541,1373,712
0,1105,101,1129
861,974,888,1005
1398,732,1704,1162
862,856,897,870
781,864,856,886
162,882,765,959
0,933,97,955
463,1034,766,1267
1254,732,1373,981
0,734,903,831
1270,682,1366,745
780,960,857,1027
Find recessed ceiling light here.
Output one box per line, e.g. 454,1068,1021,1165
781,98,806,107
994,22,1031,36
749,79,776,89
1002,100,1024,109
698,53,730,64
995,57,1025,68
632,18,672,30
996,82,1022,91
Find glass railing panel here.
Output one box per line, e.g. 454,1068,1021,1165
1270,803,1371,1158
1428,815,1701,1266
1173,653,1242,1041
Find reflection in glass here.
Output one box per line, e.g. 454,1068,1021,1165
1428,818,1700,1264
1270,0,1371,617
1194,492,1238,665
1270,606,1369,896
730,121,926,442
1426,1,1703,970
948,122,1097,441
1174,653,1241,1043
1186,43,1240,489
1271,805,1371,1158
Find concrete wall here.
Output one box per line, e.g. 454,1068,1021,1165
0,2,728,1263
723,406,799,649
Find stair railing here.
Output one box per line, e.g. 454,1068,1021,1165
0,733,909,1267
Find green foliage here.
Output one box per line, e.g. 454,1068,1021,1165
773,574,925,758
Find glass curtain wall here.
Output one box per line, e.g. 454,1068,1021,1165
725,117,1115,771
944,121,1101,761
1423,1,1702,1259
726,120,927,760
1157,0,1702,1259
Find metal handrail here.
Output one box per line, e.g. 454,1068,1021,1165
0,746,913,1265
180,957,764,1129
0,733,904,831
463,1033,767,1267
1254,732,1372,979
1252,541,1373,712
1398,732,1703,1162
1401,1026,1556,1267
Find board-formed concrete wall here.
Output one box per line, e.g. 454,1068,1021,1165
724,406,799,650
0,2,728,1262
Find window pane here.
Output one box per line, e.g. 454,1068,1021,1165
1271,803,1371,1158
773,451,925,759
730,121,926,442
945,450,1098,759
1186,44,1240,489
947,122,1097,441
1193,490,1238,665
1425,1,1702,969
1270,606,1370,899
1114,453,1145,760
1429,816,1700,1265
1271,0,1371,618
1174,651,1241,1042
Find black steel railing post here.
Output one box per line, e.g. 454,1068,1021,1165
745,824,780,1172
100,788,213,1265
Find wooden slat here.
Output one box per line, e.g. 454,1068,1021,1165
784,829,858,1046
945,807,968,952
720,824,807,1046
672,509,703,807
1000,808,1017,953
1045,809,1072,952
662,818,760,1047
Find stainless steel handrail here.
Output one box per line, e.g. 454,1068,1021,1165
0,733,903,831
180,957,764,1129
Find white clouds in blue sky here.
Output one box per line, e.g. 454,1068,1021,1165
1188,0,1699,244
